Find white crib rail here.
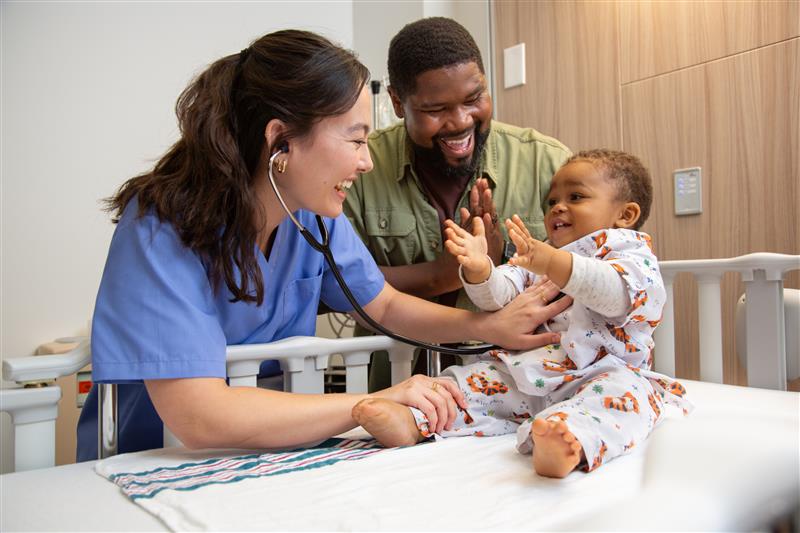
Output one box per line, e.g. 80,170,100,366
655,252,800,390
1,335,413,472
225,335,415,392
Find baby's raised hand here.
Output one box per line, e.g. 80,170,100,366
444,218,491,284
505,214,556,275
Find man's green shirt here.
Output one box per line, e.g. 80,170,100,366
344,119,571,311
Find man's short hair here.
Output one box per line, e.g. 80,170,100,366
388,17,484,100
565,149,654,231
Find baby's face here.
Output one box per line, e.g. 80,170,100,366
544,161,628,248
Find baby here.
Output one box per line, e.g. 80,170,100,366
353,149,690,478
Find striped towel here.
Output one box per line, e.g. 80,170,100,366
107,438,385,500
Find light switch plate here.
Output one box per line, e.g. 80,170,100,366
673,166,702,215
503,43,526,89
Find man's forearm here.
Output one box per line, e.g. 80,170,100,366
380,258,462,298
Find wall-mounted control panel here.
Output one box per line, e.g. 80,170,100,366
673,166,702,215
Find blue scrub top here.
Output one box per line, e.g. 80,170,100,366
77,198,384,461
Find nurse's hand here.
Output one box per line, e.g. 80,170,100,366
371,374,467,434
482,282,573,351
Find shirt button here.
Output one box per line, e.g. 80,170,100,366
379,218,387,229
430,240,438,249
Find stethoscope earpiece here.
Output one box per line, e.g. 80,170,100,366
267,147,302,230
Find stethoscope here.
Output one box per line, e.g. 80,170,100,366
267,147,498,356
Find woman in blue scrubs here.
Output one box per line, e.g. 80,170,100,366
77,30,569,460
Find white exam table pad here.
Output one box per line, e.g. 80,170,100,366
1,380,798,531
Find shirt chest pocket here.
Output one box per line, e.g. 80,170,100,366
363,208,419,264
281,273,322,336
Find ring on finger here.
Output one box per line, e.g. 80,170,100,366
431,381,439,391
539,292,549,304
490,213,499,225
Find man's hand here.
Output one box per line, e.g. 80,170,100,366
459,178,503,266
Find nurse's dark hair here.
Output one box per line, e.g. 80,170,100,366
106,30,369,304
388,17,484,100
564,149,653,231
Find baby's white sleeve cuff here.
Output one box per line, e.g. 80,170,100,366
459,258,516,311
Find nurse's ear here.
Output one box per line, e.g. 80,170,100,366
264,120,290,173
264,119,289,155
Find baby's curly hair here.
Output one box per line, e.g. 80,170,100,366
388,17,484,100
565,149,653,231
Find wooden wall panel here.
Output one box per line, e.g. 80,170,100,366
622,39,800,383
619,0,800,83
705,41,800,257
493,0,621,151
493,1,798,386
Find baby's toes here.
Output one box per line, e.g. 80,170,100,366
531,417,550,437
554,421,570,435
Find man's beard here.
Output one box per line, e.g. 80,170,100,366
411,122,490,181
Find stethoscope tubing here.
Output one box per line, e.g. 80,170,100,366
266,150,499,356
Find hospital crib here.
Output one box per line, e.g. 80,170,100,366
2,252,798,474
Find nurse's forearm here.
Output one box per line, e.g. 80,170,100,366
379,252,462,298
365,283,567,351
146,378,366,450
362,283,474,342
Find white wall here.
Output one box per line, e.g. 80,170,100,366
0,0,356,474
1,1,354,360
353,1,492,95
451,1,493,95
1,0,490,472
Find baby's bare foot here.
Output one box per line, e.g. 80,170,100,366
352,398,423,447
531,418,582,478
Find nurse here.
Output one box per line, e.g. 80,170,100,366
77,29,570,460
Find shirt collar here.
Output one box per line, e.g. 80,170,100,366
478,122,499,188
398,129,414,182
